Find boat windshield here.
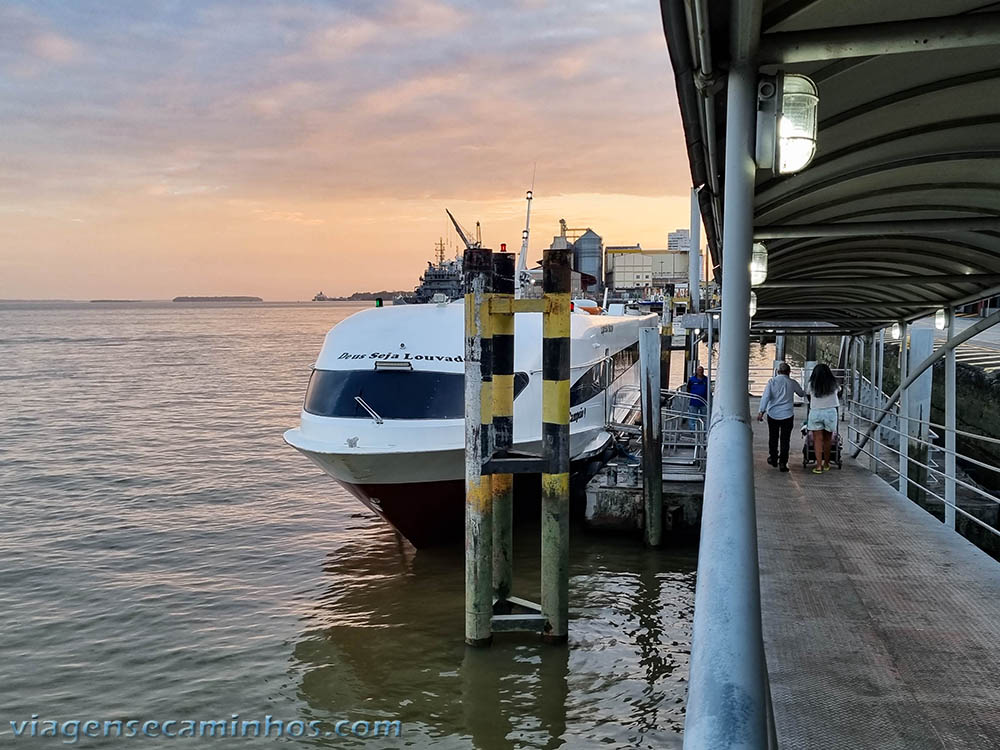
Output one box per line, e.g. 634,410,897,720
304,370,530,420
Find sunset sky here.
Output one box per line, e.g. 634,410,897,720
1,0,693,300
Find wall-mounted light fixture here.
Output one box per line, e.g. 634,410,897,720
891,322,901,340
749,291,758,318
756,73,819,175
750,242,768,285
934,308,947,330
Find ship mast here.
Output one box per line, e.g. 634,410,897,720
515,189,533,299
435,237,446,266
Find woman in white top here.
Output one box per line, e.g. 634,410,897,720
807,363,840,474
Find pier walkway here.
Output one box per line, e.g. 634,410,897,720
752,409,1000,749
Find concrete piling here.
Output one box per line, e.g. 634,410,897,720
464,247,494,647
639,326,663,547
490,251,515,604
540,244,572,644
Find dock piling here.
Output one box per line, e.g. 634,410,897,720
541,244,572,644
661,295,674,390
491,252,515,604
640,326,663,547
464,247,494,647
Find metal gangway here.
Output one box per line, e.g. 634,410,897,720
608,385,708,482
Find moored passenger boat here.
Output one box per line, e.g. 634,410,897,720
284,300,656,547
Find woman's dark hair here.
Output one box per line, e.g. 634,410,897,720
810,363,838,397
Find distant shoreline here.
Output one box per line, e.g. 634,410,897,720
172,296,263,303
313,290,407,301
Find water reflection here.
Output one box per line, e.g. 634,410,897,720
293,523,695,748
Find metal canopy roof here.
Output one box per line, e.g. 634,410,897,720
661,0,1000,333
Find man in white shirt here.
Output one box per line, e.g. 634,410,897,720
756,362,806,472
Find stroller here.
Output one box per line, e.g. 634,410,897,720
801,402,843,469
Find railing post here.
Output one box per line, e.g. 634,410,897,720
491,251,515,601
541,244,572,644
945,307,957,528
876,328,885,465
640,326,663,547
464,247,494,647
899,322,909,496
869,332,878,473
850,336,859,447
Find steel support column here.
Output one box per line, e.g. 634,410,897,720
945,308,957,529
683,58,769,749
869,332,878,473
899,322,909,497
876,328,885,466
690,187,702,315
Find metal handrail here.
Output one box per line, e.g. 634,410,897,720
850,410,1000,477
850,435,1000,538
853,426,1000,508
844,393,1000,538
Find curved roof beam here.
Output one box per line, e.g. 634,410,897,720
758,182,1000,224
771,247,989,276
757,115,1000,195
760,203,1000,231
756,216,1000,240
760,282,958,302
756,150,1000,214
820,70,1000,132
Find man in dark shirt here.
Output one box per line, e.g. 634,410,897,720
687,365,708,432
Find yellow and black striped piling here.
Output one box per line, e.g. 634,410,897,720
490,251,515,604
540,245,572,644
464,247,494,647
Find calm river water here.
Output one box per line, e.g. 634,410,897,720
0,301,696,748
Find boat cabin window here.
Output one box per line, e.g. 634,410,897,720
569,342,639,406
611,343,639,381
304,369,530,420
570,361,609,406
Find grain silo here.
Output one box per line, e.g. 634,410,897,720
574,229,603,293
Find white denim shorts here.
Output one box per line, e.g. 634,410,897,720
807,406,838,432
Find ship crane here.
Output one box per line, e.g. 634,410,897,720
445,209,480,251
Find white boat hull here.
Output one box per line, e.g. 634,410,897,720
284,300,655,546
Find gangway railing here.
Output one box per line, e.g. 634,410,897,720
608,386,708,478
845,398,1000,539
851,375,943,483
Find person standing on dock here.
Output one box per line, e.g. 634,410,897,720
757,362,806,472
687,365,709,433
807,364,841,474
